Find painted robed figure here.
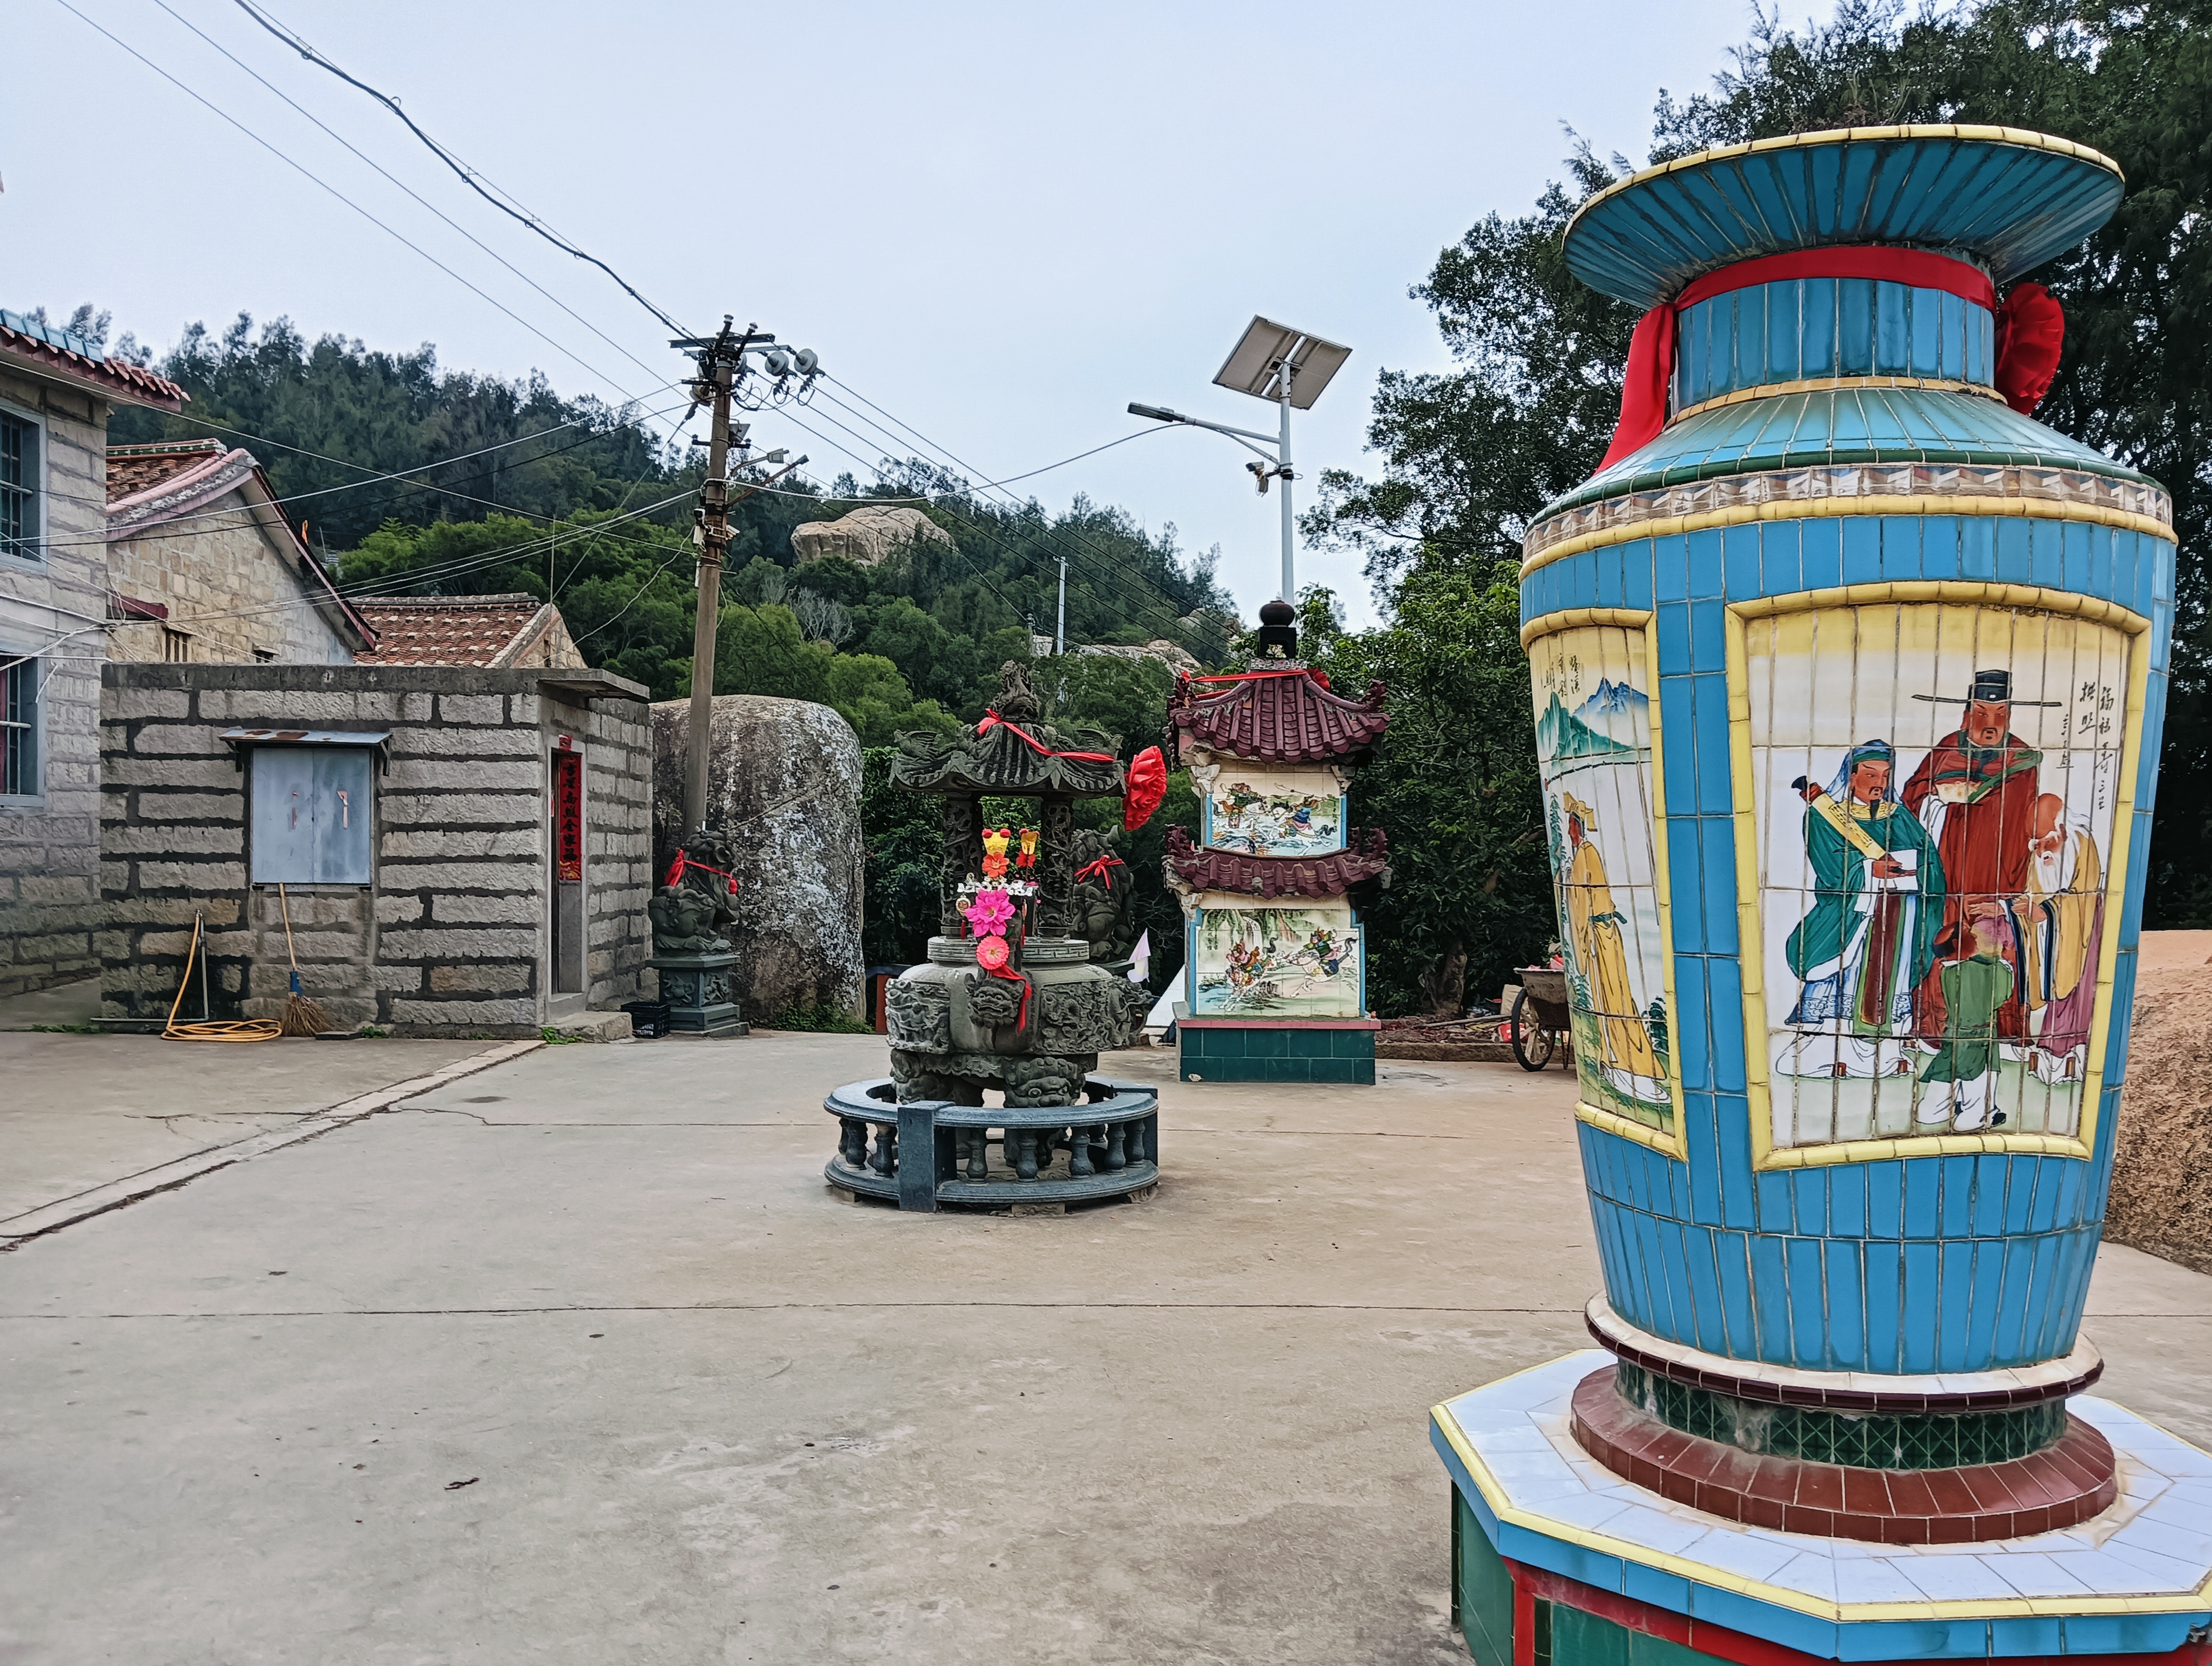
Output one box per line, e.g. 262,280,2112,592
1900,669,2050,1041
1782,740,1946,1078
1560,793,1668,1107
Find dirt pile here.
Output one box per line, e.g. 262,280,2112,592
2106,931,2212,1275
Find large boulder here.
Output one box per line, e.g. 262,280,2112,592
789,504,952,568
651,696,864,1023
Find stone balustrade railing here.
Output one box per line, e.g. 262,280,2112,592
823,1077,1160,1212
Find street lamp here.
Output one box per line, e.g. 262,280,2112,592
1130,315,1351,604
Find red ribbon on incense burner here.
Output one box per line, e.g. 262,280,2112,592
1595,246,2067,473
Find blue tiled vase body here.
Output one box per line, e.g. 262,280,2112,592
1522,133,2170,1378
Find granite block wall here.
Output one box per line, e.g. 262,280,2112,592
0,367,111,998
107,486,352,666
97,664,651,1035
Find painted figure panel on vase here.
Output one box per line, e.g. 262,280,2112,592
1188,895,1362,1018
1197,767,1348,858
1742,603,2129,1151
1530,625,1674,1134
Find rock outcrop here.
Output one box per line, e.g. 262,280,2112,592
650,696,864,1023
789,504,952,567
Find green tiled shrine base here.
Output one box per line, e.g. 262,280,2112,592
1176,1024,1375,1084
1457,1492,1719,1665
1617,1362,2067,1470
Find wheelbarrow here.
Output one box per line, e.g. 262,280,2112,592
1510,966,1574,1073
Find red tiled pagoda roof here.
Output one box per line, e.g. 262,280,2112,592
1168,669,1388,764
1165,825,1390,900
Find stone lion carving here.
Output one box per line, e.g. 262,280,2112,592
648,830,741,954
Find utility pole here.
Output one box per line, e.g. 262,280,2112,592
667,316,819,832
672,318,764,833
1056,554,1068,656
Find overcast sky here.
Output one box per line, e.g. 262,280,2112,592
8,0,1795,629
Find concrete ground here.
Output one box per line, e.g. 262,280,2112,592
0,1034,2206,1665
0,1031,496,1226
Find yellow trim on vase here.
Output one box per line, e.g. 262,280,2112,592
1431,1374,2212,1626
1566,126,2125,247
1669,375,2003,426
1521,495,2177,580
1722,583,2150,1174
1519,606,1654,652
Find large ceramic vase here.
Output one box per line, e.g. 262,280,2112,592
1432,127,2211,1665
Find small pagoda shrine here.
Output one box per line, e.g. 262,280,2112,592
1163,599,1388,1084
821,661,1166,1210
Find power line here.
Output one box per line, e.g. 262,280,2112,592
811,376,1223,629
231,0,688,337
806,381,1232,655
153,0,671,388
51,0,648,405
0,489,693,672
30,391,691,556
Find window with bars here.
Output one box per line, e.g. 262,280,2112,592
162,626,192,664
0,412,36,561
2,655,36,798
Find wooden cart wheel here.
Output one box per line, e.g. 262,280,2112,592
1510,989,1555,1073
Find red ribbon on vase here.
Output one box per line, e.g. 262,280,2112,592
1593,246,2064,475
662,849,739,895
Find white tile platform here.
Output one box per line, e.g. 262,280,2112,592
1433,1350,2212,1656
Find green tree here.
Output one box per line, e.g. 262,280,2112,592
1306,578,1554,1016
1310,0,2212,940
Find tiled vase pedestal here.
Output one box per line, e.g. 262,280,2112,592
1435,124,2205,1665
1437,1354,2212,1665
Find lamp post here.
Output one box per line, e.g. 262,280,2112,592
1130,315,1350,607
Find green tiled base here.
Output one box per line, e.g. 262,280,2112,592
1178,1024,1375,1084
1456,1492,1721,1665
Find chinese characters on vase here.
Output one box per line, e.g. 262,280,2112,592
1531,626,1676,1130
1750,605,2120,1148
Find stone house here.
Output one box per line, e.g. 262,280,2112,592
1,309,187,998
98,662,653,1036
105,440,375,668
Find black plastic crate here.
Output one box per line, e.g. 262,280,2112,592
621,999,672,1039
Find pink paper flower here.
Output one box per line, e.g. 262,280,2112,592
962,888,1015,937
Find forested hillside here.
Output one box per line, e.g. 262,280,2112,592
95,308,1229,994
1309,0,2212,1011
75,0,2208,1020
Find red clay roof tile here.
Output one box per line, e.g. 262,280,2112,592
350,593,552,668
1168,669,1388,764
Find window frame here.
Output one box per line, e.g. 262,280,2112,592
0,649,41,804
0,398,44,569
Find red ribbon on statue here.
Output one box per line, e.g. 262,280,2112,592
663,849,739,896
1593,247,2059,475
1074,853,1125,890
